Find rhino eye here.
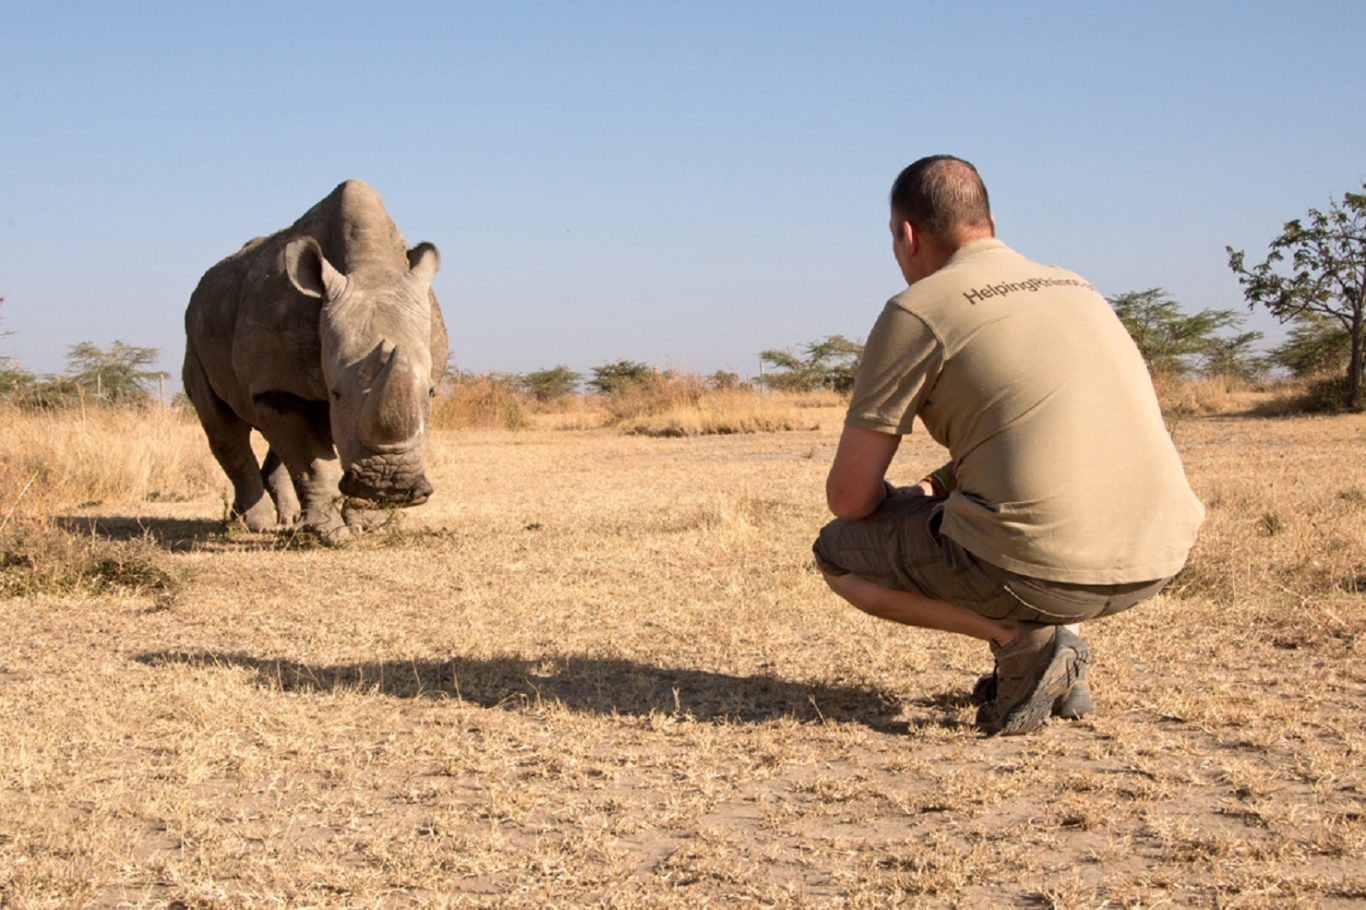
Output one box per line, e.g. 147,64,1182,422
428,387,436,398
331,390,341,401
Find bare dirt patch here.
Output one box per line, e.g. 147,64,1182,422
2,409,1363,907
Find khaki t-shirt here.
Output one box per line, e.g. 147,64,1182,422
847,238,1204,584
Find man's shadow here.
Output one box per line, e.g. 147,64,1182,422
135,650,935,732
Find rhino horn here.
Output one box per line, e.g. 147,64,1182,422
359,345,423,448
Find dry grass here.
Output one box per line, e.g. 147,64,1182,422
617,391,814,437
435,373,823,437
0,406,220,512
1,402,1363,908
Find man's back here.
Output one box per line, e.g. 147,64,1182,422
848,239,1204,584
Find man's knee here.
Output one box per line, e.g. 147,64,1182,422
820,567,847,594
812,518,855,579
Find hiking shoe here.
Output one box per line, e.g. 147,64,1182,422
1053,666,1094,719
975,623,1089,735
971,660,1094,719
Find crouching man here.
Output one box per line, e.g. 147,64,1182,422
815,155,1204,735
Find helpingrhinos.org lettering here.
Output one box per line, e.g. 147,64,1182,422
963,276,1095,305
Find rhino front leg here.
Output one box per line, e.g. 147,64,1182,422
208,431,276,531
261,448,302,526
252,393,347,540
184,349,276,531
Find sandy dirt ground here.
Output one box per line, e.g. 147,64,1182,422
1,408,1363,908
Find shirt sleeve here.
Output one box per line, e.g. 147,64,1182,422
845,302,943,434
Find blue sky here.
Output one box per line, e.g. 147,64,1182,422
2,2,1363,385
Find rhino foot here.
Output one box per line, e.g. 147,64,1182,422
342,501,399,532
233,498,279,533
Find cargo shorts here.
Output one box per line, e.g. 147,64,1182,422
812,493,1169,624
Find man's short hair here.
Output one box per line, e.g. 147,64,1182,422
890,155,993,237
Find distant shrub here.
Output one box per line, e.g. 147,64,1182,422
758,336,862,393
600,370,702,423
1267,374,1355,415
433,373,530,430
706,370,745,391
521,365,581,402
588,360,654,395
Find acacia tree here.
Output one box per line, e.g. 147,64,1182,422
0,297,35,397
1201,330,1266,383
66,340,161,405
521,365,581,401
758,335,863,393
1227,185,1366,410
1107,289,1246,377
1267,314,1352,378
588,360,653,395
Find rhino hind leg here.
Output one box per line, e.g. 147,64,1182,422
183,349,276,531
261,449,302,526
252,393,347,540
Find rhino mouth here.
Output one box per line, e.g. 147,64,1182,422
339,472,433,507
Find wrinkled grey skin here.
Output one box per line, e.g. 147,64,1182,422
183,179,448,540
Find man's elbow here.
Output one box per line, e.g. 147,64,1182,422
826,483,878,520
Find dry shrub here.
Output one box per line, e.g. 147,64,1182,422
0,404,220,511
618,391,815,437
1251,374,1357,416
1153,373,1263,416
600,370,706,423
0,405,191,596
780,388,847,409
595,372,815,436
431,374,530,430
0,513,177,597
1152,372,1361,418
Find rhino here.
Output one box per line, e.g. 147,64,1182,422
183,179,447,539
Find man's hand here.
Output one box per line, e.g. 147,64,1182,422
826,424,901,519
906,479,937,497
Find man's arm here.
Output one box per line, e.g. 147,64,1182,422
826,424,902,519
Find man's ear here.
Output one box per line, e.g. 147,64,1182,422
899,219,918,256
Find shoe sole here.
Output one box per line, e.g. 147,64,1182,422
983,631,1090,736
1053,685,1095,719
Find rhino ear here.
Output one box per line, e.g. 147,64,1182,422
283,236,346,301
407,242,440,284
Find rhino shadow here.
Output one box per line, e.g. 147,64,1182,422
55,515,227,552
135,650,915,732
54,515,328,554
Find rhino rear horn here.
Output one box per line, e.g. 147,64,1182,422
357,341,396,392
283,236,347,301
